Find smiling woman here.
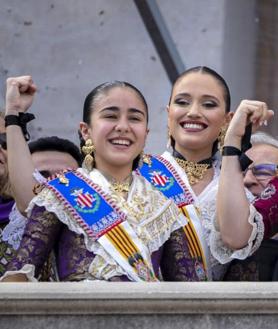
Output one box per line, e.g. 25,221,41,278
139,66,267,281
79,81,149,178
1,77,199,282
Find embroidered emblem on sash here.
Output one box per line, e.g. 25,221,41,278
139,155,194,206
150,170,175,191
72,189,94,207
139,155,209,280
151,170,168,186
44,170,158,281
71,188,100,213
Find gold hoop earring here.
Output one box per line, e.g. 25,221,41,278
82,138,95,171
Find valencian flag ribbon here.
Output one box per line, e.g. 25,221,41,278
45,170,158,282
139,155,210,280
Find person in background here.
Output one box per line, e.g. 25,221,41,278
0,107,81,278
243,132,278,198
0,84,81,277
224,132,278,280
1,136,81,256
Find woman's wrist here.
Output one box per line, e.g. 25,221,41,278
4,112,35,141
222,146,242,156
5,109,19,116
223,135,242,149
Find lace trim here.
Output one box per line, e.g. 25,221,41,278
209,204,264,264
161,151,263,279
32,169,47,184
0,264,37,282
27,170,185,280
161,151,221,205
1,170,47,251
139,203,187,254
1,204,26,250
162,151,222,279
27,188,125,279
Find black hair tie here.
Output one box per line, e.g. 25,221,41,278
5,113,35,141
222,146,253,171
221,123,253,171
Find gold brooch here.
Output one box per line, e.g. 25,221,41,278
58,174,69,186
143,154,152,167
175,158,210,185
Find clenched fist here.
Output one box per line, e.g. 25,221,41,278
5,76,37,115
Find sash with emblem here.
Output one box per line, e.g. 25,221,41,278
44,170,158,282
139,155,209,280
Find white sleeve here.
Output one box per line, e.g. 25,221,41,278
0,264,37,282
209,204,264,264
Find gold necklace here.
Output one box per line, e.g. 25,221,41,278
175,158,210,185
109,174,133,195
111,180,130,193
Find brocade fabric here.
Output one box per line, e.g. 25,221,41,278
4,168,199,281
0,198,15,275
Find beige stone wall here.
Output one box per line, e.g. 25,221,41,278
1,0,269,152
1,282,278,328
255,0,278,138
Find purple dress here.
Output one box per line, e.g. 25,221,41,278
5,205,200,281
0,197,15,276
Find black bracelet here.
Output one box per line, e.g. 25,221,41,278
222,146,242,156
222,146,253,171
239,153,253,171
5,113,35,141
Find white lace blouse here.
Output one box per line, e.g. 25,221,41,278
1,169,47,250
161,151,264,280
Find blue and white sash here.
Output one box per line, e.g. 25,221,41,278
139,155,194,207
45,170,158,282
139,155,209,280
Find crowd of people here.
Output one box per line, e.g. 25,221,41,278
0,66,278,282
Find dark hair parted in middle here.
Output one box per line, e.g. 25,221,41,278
168,66,231,154
169,66,231,113
82,81,149,125
80,81,149,169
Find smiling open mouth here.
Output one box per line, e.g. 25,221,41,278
180,122,207,130
109,138,132,147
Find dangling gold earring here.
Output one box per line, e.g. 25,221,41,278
138,151,152,168
82,138,95,171
167,129,172,149
218,125,228,152
138,151,144,168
